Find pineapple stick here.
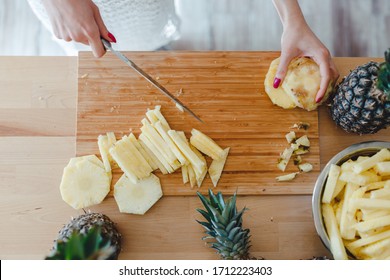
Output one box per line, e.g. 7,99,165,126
153,105,171,131
168,130,205,176
190,128,224,160
182,165,189,184
106,132,118,168
190,145,207,187
145,109,159,124
109,138,150,182
154,121,188,166
141,119,180,170
187,164,196,188
139,133,174,173
138,138,169,175
97,134,112,174
128,133,158,171
121,136,153,176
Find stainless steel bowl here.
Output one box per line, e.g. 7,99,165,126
312,141,390,255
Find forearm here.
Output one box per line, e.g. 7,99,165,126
272,0,307,28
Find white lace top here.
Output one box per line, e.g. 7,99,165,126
27,0,181,54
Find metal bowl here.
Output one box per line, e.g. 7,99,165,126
312,141,390,257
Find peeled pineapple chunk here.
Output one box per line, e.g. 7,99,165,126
209,147,230,187
298,162,313,173
60,155,110,210
114,174,163,215
190,129,224,160
276,172,298,182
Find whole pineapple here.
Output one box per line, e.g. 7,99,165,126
330,49,390,134
46,212,121,260
196,190,253,260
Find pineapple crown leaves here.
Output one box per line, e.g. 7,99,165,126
377,48,390,98
196,189,252,260
45,226,115,260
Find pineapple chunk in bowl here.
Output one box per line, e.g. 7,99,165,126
312,141,390,260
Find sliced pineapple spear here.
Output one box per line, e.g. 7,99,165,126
114,174,162,215
109,135,153,183
141,118,181,171
190,129,225,160
60,155,110,209
209,147,230,187
97,132,117,180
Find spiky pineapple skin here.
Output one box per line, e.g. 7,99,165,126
330,61,390,134
56,212,121,260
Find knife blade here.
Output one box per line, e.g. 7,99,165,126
101,38,203,123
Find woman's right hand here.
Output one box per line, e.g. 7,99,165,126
42,0,116,57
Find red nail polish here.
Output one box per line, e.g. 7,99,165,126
107,32,117,43
273,78,281,88
316,96,323,104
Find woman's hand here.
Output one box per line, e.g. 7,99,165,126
42,0,116,57
272,0,339,103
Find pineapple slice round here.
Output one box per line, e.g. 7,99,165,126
60,156,110,210
114,173,163,215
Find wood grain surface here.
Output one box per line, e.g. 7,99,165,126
1,56,390,260
77,51,320,196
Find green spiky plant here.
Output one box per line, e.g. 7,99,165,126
46,213,121,260
196,190,253,260
330,48,390,134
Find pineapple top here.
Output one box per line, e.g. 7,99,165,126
377,49,390,98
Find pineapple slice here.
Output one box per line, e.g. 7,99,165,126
209,147,230,187
60,155,110,209
114,174,162,215
190,128,224,160
109,135,153,183
168,130,205,175
68,154,104,169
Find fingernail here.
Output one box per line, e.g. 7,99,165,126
273,78,281,88
316,96,323,104
107,32,117,43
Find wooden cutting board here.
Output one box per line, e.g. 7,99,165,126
77,51,320,195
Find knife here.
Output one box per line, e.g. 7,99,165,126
101,38,203,123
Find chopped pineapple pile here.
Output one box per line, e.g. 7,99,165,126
59,105,230,214
276,123,313,181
